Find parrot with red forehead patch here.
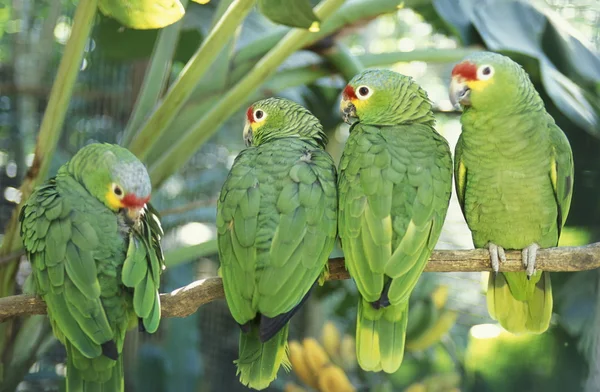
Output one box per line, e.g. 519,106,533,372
217,97,337,389
20,143,164,391
338,69,453,373
449,51,574,334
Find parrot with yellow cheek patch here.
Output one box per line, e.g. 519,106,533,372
217,97,338,390
20,143,164,391
338,69,453,373
449,51,574,334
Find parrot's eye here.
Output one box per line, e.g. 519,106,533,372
112,183,124,199
477,65,494,80
356,86,373,100
253,109,267,122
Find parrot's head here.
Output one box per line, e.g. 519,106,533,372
340,69,434,126
67,143,151,222
243,97,327,148
449,51,532,110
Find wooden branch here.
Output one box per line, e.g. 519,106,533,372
1,243,599,322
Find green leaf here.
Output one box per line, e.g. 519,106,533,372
430,0,480,45
164,240,218,268
258,0,320,30
94,12,203,62
98,0,185,29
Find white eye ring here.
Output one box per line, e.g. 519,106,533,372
477,65,494,80
253,109,267,122
356,85,373,100
112,183,124,199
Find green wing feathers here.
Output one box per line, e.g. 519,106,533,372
356,298,408,373
21,180,121,388
122,203,165,333
21,182,113,356
453,134,467,215
217,142,337,390
339,124,453,373
235,324,291,390
338,130,391,302
218,147,337,323
217,150,260,325
66,341,124,392
549,123,574,232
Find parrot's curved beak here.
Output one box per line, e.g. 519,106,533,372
243,120,253,147
340,98,357,125
122,194,149,224
449,77,471,107
125,207,144,223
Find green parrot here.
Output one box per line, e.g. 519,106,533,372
20,143,164,391
338,69,453,373
216,97,338,390
449,51,574,334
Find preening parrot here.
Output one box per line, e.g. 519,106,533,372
449,51,574,334
216,97,338,390
20,143,164,392
338,69,453,373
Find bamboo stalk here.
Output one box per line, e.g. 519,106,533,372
321,42,364,80
121,0,190,146
127,0,257,160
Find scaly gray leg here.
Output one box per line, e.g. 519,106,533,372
522,243,539,279
485,242,506,275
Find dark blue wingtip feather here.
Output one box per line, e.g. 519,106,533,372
101,340,119,360
259,281,318,343
239,321,252,334
138,318,147,333
370,280,391,309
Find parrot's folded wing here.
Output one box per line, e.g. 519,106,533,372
548,123,574,233
123,202,164,333
258,150,338,319
454,133,467,216
217,149,260,326
217,147,337,339
20,179,113,359
337,126,390,302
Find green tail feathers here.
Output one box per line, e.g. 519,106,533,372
235,323,291,390
356,298,408,373
65,342,123,392
487,271,553,334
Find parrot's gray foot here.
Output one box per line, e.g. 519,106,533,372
485,243,506,275
522,243,539,279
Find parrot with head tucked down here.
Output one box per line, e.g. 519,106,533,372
338,69,453,373
449,51,574,334
216,97,338,390
20,143,164,392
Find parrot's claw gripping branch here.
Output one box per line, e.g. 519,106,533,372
1,243,600,322
486,242,506,275
523,243,540,279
